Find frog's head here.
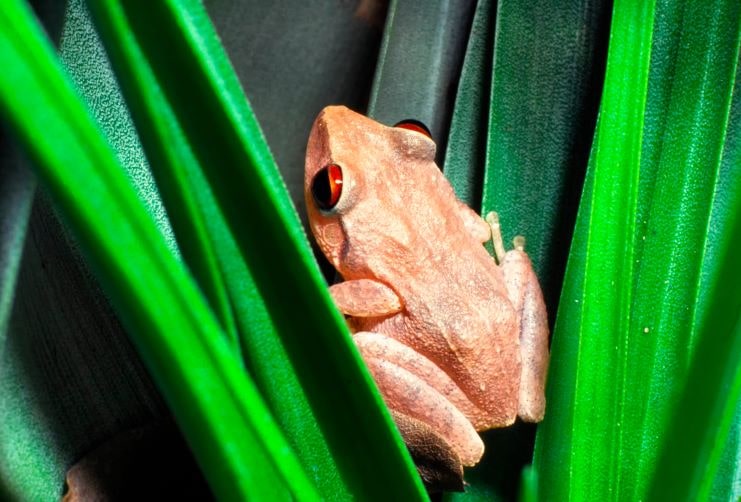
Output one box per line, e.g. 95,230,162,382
305,106,438,278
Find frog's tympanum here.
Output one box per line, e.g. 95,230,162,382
305,106,550,491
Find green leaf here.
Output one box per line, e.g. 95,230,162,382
480,0,611,308
85,0,349,495
107,0,426,498
534,0,741,500
0,0,318,499
622,1,740,497
442,0,494,211
0,140,34,337
711,399,741,500
532,0,656,497
368,0,476,160
645,20,741,496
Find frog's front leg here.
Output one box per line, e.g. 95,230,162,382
456,200,492,243
329,279,402,317
486,212,549,422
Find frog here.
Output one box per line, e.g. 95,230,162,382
304,105,549,489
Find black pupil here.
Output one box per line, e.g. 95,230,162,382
312,167,334,210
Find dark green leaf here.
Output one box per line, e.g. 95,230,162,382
481,0,611,309
369,0,476,161
442,0,494,210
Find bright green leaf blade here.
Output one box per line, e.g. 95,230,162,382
85,0,351,495
0,4,165,499
622,1,740,497
646,204,740,500
534,0,741,500
707,62,741,497
646,21,741,496
0,1,319,499
114,0,426,497
532,0,656,499
85,0,239,353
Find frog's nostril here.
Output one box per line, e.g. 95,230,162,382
312,163,343,211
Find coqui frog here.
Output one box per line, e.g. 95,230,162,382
305,106,549,489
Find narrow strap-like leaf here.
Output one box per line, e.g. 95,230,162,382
0,1,319,499
85,0,240,353
0,140,34,337
442,0,494,211
533,0,656,498
623,1,741,497
481,0,611,307
646,16,741,496
368,0,476,160
85,0,351,495
111,0,427,497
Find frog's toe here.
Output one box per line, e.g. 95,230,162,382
390,410,464,493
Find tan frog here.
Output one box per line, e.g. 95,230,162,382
305,106,549,487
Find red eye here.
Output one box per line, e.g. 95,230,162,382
311,163,343,211
394,119,432,139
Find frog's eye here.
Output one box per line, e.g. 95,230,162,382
312,163,343,211
394,119,432,139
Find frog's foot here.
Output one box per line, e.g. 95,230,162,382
353,332,485,466
390,410,465,493
483,217,549,422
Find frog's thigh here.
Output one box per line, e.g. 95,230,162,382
329,279,402,317
500,249,549,422
356,333,484,466
457,201,491,243
354,332,489,429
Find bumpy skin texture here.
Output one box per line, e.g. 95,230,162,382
305,106,549,469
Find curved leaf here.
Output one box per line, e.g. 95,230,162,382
86,0,350,495
110,0,426,498
0,1,318,499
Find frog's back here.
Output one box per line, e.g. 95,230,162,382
351,176,522,421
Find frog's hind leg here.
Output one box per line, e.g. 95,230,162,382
485,212,549,422
353,332,485,466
